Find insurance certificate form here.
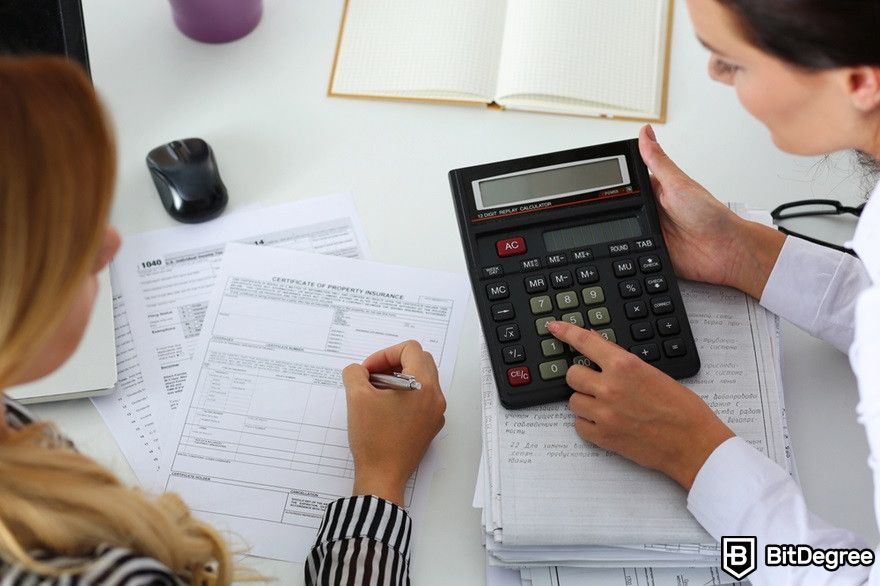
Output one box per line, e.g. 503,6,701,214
155,243,469,562
92,195,372,484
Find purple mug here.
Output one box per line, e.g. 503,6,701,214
169,0,263,44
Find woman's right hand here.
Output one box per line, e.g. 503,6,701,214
342,340,446,506
639,125,786,299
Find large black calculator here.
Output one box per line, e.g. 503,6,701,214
449,139,700,409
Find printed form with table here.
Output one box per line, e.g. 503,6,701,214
38,0,807,584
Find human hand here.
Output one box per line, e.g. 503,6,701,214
548,320,734,490
342,340,446,506
639,125,785,299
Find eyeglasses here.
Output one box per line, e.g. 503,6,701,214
771,199,864,256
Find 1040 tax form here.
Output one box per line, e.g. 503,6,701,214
154,243,470,562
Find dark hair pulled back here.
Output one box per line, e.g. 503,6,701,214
718,1,880,69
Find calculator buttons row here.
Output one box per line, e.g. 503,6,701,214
530,288,606,315
496,237,526,258
630,338,688,362
630,318,680,342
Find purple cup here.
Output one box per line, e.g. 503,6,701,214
169,0,263,44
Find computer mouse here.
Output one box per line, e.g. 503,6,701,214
146,138,228,223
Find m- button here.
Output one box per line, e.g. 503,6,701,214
496,237,527,258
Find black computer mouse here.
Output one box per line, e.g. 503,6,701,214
146,138,228,223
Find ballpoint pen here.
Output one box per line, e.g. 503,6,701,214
369,372,422,391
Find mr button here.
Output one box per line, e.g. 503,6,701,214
496,237,527,258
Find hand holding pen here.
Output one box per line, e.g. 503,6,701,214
342,340,446,506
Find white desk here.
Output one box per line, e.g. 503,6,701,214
34,1,876,583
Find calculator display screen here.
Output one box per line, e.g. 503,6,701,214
543,217,642,252
475,157,627,210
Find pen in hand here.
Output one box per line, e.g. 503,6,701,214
369,372,422,391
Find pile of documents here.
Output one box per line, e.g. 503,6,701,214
91,194,470,561
477,206,793,586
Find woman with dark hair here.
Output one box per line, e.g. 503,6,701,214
310,1,880,583
545,1,880,584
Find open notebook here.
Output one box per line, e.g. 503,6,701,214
329,0,674,122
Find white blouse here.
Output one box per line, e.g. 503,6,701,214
688,183,880,584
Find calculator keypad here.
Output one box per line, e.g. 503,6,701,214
483,234,693,398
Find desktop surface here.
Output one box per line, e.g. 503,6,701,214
32,1,877,584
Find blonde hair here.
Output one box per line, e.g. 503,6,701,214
0,56,234,584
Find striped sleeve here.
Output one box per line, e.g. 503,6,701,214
0,546,180,585
305,496,413,586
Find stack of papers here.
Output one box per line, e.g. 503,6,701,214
92,194,472,562
476,206,793,586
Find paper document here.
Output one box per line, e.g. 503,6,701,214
92,195,372,484
155,243,470,561
524,565,741,586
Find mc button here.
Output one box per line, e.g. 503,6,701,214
496,237,527,258
486,282,509,301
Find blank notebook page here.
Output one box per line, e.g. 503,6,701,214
494,0,668,114
331,0,507,101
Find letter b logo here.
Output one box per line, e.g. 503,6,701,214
722,536,757,580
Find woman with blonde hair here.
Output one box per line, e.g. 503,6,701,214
0,56,446,585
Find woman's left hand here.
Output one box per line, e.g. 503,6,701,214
547,320,735,490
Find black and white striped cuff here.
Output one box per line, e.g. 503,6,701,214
315,496,413,558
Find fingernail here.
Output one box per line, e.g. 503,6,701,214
547,321,561,333
646,125,657,142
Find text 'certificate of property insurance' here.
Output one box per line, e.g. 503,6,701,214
155,243,470,562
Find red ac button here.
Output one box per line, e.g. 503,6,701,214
496,237,527,258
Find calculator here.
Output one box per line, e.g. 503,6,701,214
449,139,700,409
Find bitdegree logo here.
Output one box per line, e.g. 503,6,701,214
722,536,877,580
766,544,875,571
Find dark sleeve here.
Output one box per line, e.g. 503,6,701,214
305,495,413,586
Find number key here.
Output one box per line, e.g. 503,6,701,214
561,312,584,328
597,328,617,343
535,316,556,335
587,307,611,326
541,339,564,357
556,291,579,310
530,295,553,315
582,286,605,305
539,360,568,380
